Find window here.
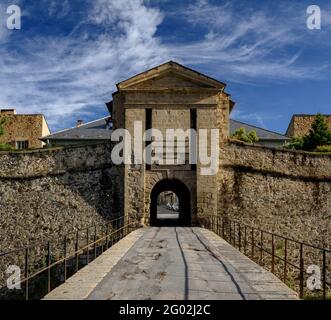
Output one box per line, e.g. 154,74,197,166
190,108,197,130
16,140,29,150
146,108,152,130
145,109,152,170
190,109,197,171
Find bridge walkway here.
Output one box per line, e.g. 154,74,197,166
44,227,298,300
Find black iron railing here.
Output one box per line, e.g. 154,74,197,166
0,216,139,300
202,214,331,300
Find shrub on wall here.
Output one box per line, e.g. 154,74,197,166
0,118,5,136
285,137,305,151
0,143,13,151
316,145,331,153
231,127,259,143
0,118,13,151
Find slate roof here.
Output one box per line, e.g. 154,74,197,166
42,117,289,142
41,117,113,141
230,119,290,141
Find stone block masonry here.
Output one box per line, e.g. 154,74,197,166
0,142,122,254
286,114,331,138
0,136,330,245
0,111,50,149
218,141,331,248
1,139,329,254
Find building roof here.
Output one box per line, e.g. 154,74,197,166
117,61,227,90
230,119,290,141
42,117,289,142
116,61,235,112
41,117,112,141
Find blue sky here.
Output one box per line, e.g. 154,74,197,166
0,0,331,134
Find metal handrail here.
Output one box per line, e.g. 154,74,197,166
0,217,125,257
202,214,330,300
0,215,140,300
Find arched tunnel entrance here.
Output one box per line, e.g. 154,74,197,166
150,179,191,226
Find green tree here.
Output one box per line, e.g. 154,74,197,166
231,127,259,143
285,114,331,152
302,114,331,151
284,137,304,150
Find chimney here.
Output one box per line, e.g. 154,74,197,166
0,109,17,115
76,119,84,127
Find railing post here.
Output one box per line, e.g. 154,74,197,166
222,217,225,239
251,228,254,259
115,219,118,243
271,234,275,274
111,221,114,247
299,243,304,299
233,222,236,247
63,236,67,282
47,241,51,293
94,226,97,259
121,217,124,239
322,249,326,300
25,248,29,300
86,228,90,264
215,216,217,234
284,239,288,282
106,223,110,250
75,231,79,272
238,224,241,251
101,226,105,254
115,219,118,242
244,226,247,255
260,231,263,263
117,219,120,242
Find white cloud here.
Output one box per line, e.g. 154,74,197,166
169,0,330,81
0,3,11,43
0,0,330,131
0,0,169,129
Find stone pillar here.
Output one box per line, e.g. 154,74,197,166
196,96,230,222
196,108,218,220
124,108,146,224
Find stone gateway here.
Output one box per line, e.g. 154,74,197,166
112,61,233,226
0,61,330,255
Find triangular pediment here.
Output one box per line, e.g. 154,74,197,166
117,61,226,90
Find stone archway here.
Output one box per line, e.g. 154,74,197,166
150,179,191,226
